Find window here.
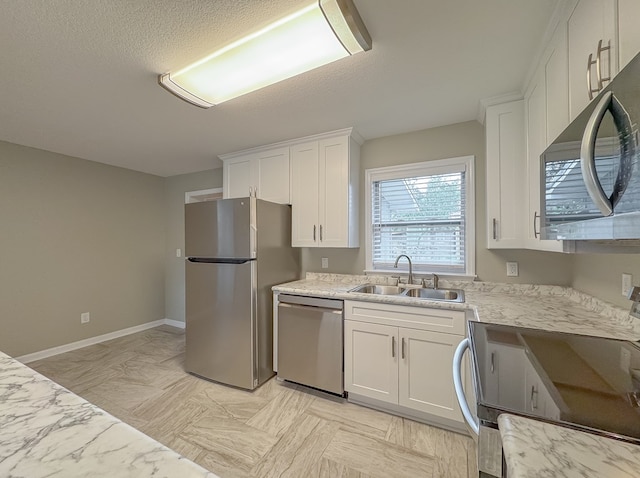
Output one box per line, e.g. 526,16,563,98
365,156,475,276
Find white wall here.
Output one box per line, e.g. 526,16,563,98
572,254,640,308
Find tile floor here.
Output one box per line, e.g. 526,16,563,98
28,325,478,478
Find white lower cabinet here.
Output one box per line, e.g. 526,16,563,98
344,320,398,403
344,300,468,429
398,328,463,421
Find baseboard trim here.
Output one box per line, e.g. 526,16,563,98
16,318,183,364
164,318,186,329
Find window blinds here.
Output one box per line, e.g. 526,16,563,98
371,170,466,273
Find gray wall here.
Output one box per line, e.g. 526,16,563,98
572,254,640,308
0,141,165,357
301,121,574,286
164,170,223,323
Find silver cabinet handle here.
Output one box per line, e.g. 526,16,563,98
391,336,396,358
401,337,406,359
533,211,540,239
319,224,323,241
595,39,611,89
492,218,498,240
313,225,316,241
490,352,495,373
530,385,539,411
587,53,599,100
453,338,479,435
580,91,636,216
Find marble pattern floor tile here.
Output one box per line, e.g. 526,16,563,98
181,415,279,473
245,385,315,437
29,326,476,478
318,457,372,477
323,428,435,478
250,413,339,478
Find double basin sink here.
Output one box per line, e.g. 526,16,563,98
349,284,465,303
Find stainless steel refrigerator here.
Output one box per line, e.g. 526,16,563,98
184,197,299,390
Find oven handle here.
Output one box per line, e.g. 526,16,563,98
453,338,479,435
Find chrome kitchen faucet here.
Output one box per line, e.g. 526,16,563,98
393,254,413,285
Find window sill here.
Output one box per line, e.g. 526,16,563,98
363,269,477,282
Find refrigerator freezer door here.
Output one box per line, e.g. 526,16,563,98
185,197,255,259
185,259,256,389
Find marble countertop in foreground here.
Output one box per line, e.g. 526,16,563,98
0,351,217,478
498,414,640,477
273,273,640,340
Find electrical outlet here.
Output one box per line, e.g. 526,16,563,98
80,312,90,324
622,273,632,296
506,261,519,277
321,257,329,269
176,248,182,258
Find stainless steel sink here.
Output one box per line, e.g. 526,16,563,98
349,284,465,302
404,288,465,302
349,284,406,295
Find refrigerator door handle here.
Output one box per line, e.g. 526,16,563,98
187,258,254,264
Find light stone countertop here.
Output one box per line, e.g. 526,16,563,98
498,414,640,477
0,351,218,478
274,272,640,475
273,273,640,340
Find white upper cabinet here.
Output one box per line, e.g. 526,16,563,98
485,100,526,249
222,147,290,204
223,155,253,199
291,131,360,248
567,0,617,120
221,129,362,231
523,25,566,252
543,23,570,145
290,141,320,247
618,0,640,70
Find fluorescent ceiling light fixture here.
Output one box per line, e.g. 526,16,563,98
158,0,371,108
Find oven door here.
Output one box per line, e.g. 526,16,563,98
454,338,504,477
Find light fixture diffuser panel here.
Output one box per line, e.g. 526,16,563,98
159,0,371,106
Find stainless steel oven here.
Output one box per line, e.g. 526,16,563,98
454,321,640,477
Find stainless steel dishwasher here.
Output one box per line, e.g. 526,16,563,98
277,294,344,395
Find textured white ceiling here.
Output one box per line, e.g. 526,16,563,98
0,0,557,177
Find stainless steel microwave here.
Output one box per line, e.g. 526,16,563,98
541,53,640,240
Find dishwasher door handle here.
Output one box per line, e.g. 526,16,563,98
278,302,342,315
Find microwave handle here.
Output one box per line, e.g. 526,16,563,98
581,91,614,216
453,338,479,435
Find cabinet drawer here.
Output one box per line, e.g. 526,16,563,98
344,300,466,335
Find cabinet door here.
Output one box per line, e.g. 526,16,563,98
485,100,526,249
567,0,617,120
524,71,564,253
318,136,350,247
398,328,463,422
344,320,398,404
223,156,254,199
255,147,290,204
544,23,570,145
290,141,320,247
618,0,640,70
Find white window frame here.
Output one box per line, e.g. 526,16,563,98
364,156,476,279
